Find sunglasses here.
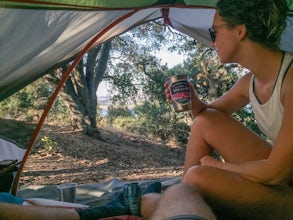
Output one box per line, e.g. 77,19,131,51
208,24,228,42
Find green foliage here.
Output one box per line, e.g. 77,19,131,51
106,100,190,144
168,116,190,144
111,116,136,131
0,78,51,118
47,98,70,123
25,79,52,109
132,101,171,140
0,96,21,117
233,105,265,138
40,135,59,152
0,76,71,123
107,106,132,120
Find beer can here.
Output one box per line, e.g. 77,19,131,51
166,75,192,112
123,182,141,216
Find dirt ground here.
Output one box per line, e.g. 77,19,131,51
3,120,185,186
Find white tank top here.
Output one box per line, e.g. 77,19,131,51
249,52,293,143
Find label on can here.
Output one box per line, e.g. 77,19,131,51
170,80,191,105
123,183,141,216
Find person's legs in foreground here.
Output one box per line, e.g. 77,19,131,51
141,183,216,220
183,166,293,220
182,109,293,219
0,181,162,220
0,193,77,220
0,191,133,220
0,203,80,220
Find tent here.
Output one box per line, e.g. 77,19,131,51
1,0,293,101
0,0,293,195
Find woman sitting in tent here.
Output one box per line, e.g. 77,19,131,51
163,0,293,219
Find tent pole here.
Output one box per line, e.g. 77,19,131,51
161,8,173,27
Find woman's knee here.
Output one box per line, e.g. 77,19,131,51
182,165,212,188
192,108,226,131
164,183,201,199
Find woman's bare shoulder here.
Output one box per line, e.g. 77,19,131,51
231,72,253,97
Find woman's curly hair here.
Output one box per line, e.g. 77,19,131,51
216,0,291,50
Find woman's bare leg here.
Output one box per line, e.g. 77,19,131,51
184,108,271,174
0,203,79,220
148,183,216,220
183,166,293,220
141,193,161,220
143,108,279,219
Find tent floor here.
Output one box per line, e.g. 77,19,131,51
17,177,181,207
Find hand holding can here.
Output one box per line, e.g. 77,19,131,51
165,75,192,112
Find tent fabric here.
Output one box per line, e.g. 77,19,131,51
1,0,293,100
0,136,26,193
0,136,26,162
18,177,181,206
16,177,180,219
1,0,292,9
0,0,218,9
0,8,161,99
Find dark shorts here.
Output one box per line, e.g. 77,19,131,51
166,215,208,220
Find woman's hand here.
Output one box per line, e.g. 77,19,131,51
164,82,173,105
164,82,197,104
164,81,208,117
200,155,223,169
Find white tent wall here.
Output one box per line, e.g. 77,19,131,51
0,136,26,193
0,8,160,99
168,8,215,46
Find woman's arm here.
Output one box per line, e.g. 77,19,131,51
165,73,251,117
209,72,251,115
200,68,293,185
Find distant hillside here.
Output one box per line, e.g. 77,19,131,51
0,118,36,147
97,95,112,106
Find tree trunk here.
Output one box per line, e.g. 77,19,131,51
84,41,112,138
44,40,112,140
